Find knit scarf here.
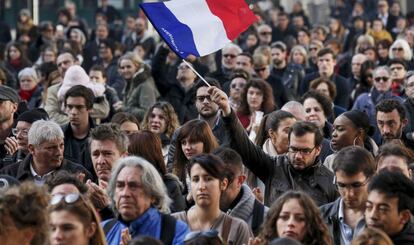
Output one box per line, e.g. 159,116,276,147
19,85,37,102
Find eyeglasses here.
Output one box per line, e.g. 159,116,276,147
309,47,318,51
184,230,221,242
335,178,370,190
230,83,245,89
254,67,267,73
50,193,81,205
374,76,389,82
196,95,212,102
12,128,29,136
223,54,236,59
392,47,404,52
259,31,272,36
288,146,316,155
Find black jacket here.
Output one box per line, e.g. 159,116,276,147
0,154,92,182
391,221,414,245
222,109,338,206
162,83,198,124
300,72,351,109
62,121,95,181
320,198,365,245
403,99,414,149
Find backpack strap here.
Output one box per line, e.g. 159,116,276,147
221,215,233,245
251,199,265,236
103,218,118,235
160,213,177,245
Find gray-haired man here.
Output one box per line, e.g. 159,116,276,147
0,120,92,185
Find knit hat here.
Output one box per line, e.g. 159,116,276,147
57,65,105,101
17,108,49,124
342,110,375,136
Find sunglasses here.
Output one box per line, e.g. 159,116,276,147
254,67,267,73
184,230,221,242
259,32,272,36
374,76,389,82
223,54,236,59
392,47,404,52
50,193,81,205
230,83,245,89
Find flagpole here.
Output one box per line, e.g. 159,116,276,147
182,59,211,87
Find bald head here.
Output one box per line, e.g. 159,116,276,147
281,101,306,121
351,53,367,78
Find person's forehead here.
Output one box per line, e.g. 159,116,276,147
368,190,397,206
223,47,238,55
352,54,366,63
16,121,32,128
374,69,389,76
377,109,400,120
89,70,103,76
117,166,141,180
319,53,333,60
91,139,118,150
289,132,315,145
66,96,87,105
196,86,209,96
40,138,64,146
57,53,74,63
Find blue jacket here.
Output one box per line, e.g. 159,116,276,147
102,207,189,245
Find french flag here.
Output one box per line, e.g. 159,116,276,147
140,0,257,59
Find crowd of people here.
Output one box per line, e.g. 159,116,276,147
0,0,414,244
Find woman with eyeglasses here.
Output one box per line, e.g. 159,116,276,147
353,66,403,144
237,78,275,142
142,102,180,162
0,182,49,245
250,191,332,245
171,119,218,204
228,69,250,111
49,193,107,245
324,110,378,171
173,154,252,245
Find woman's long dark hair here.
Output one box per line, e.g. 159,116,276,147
238,78,276,116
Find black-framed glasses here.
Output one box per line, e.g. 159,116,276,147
184,230,222,242
12,128,29,136
335,178,370,190
50,193,81,205
288,146,316,155
374,76,389,82
196,95,212,102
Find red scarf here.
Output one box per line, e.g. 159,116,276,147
19,85,37,102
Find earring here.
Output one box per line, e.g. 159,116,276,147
353,136,361,147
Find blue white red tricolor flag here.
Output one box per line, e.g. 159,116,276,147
140,0,257,59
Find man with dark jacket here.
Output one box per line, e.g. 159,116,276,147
62,85,95,180
320,147,376,245
167,80,231,171
0,120,92,184
163,61,199,124
215,147,268,236
402,72,414,149
365,171,414,244
300,48,350,108
209,86,338,206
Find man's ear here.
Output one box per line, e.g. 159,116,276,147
238,175,247,187
402,118,408,128
11,102,18,114
220,178,229,191
400,209,411,226
28,144,35,155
